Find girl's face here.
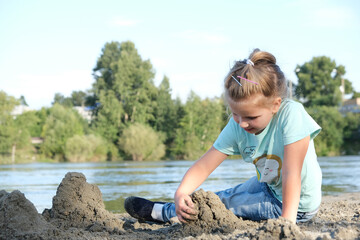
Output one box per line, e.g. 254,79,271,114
228,94,281,135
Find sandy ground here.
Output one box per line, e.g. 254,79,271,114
1,172,359,240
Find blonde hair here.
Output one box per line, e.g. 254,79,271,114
224,49,288,103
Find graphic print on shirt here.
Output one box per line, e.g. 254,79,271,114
253,154,282,184
243,146,256,158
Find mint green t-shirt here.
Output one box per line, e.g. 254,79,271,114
213,99,322,212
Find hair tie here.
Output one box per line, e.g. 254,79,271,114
246,59,254,66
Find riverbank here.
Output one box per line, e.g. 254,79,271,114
1,172,359,240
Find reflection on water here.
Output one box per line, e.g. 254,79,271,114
0,156,359,213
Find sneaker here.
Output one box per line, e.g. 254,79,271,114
124,196,165,222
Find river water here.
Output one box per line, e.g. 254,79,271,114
0,156,359,213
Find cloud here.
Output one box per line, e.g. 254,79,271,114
110,17,139,26
176,30,229,44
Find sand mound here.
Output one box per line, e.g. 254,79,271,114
181,189,245,235
0,190,55,239
254,217,304,239
42,172,124,231
171,189,304,239
0,172,127,239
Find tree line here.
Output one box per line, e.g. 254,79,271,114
1,41,359,163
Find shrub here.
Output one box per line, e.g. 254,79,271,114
65,134,108,162
307,106,345,156
119,123,165,161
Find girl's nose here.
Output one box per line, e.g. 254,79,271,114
239,120,249,128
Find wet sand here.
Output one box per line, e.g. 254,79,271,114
1,172,359,239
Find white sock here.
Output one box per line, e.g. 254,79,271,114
151,203,164,222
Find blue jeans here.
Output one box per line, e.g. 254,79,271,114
162,176,317,223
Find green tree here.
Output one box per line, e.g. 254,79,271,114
40,103,85,160
65,134,108,162
14,111,41,137
91,41,159,160
295,56,354,107
12,116,32,161
33,107,50,137
307,106,345,156
19,95,28,106
52,91,90,107
0,91,19,155
151,76,180,157
152,76,174,133
70,91,87,106
92,90,123,143
11,110,38,161
352,91,360,98
13,108,48,160
0,92,33,163
52,93,73,107
220,94,231,129
342,112,360,154
92,41,157,125
119,123,165,161
173,92,223,160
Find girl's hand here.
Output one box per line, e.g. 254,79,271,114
172,147,227,223
174,192,198,223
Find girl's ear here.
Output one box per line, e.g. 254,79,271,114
272,97,282,114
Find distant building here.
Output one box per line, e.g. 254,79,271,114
31,137,44,144
73,106,94,122
339,98,360,114
11,105,32,118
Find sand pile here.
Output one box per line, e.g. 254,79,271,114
42,172,124,231
1,172,127,240
181,189,249,235
0,190,55,239
170,189,304,239
251,217,304,239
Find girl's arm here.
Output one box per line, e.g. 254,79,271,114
174,146,228,222
281,135,310,223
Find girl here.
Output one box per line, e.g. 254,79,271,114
125,49,322,224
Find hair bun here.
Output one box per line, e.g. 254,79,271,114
249,49,276,65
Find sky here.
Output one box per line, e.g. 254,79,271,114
1,0,359,110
